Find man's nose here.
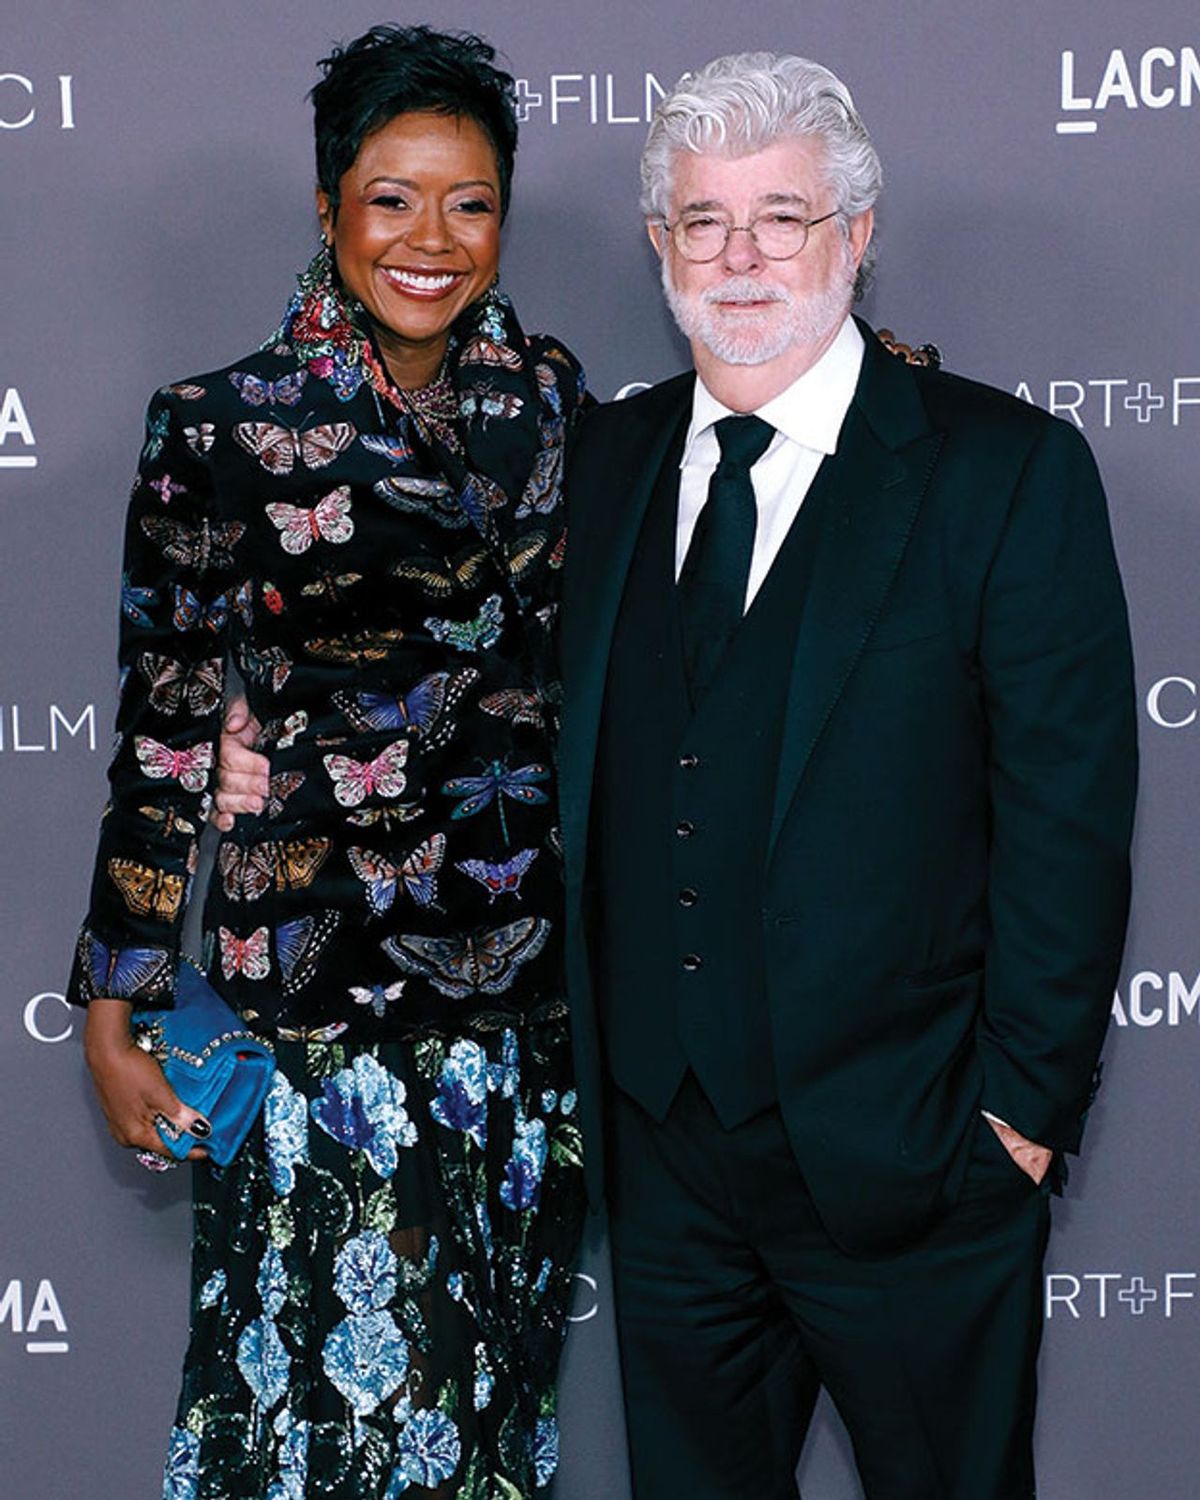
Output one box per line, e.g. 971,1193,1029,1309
721,224,765,273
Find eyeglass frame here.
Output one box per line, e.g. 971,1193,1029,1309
659,207,841,263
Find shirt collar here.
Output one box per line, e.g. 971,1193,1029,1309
682,315,865,464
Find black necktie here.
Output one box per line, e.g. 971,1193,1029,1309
678,413,774,698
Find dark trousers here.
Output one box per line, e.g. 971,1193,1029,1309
607,1075,1050,1500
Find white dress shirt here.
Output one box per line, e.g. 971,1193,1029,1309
675,315,864,611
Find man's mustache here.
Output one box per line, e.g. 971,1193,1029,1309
700,278,792,307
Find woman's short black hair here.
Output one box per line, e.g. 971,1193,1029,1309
311,25,519,218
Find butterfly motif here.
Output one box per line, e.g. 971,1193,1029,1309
548,528,567,569
166,382,206,401
229,369,307,407
266,770,305,819
276,910,340,995
348,834,446,915
107,858,186,920
184,423,215,455
304,632,406,664
535,361,564,417
374,475,470,528
262,581,285,615
266,486,354,554
424,593,504,654
218,837,331,901
333,668,478,742
459,385,524,425
142,409,170,462
360,431,414,465
80,933,170,1002
263,711,308,750
514,444,563,518
349,980,406,1018
233,420,356,475
391,550,488,598
457,848,539,903
121,573,158,628
229,578,254,627
479,688,547,730
323,740,409,807
134,735,213,792
140,515,246,571
461,334,523,370
148,474,188,505
219,925,271,980
138,654,223,716
241,643,292,692
172,584,229,634
442,760,550,843
381,917,551,999
344,803,424,830
136,804,197,838
301,571,362,601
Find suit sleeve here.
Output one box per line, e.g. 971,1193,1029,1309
976,417,1136,1153
65,389,239,1010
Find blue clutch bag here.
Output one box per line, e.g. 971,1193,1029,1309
131,959,275,1167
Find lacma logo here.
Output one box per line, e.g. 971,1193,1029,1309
0,73,75,130
0,1278,69,1354
0,388,37,469
1058,46,1200,134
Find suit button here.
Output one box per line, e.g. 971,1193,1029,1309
679,888,698,908
678,752,700,770
675,820,695,839
682,953,703,972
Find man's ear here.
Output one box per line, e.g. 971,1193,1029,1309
646,218,667,257
847,207,874,271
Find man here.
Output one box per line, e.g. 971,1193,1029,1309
216,51,1135,1500
555,52,1135,1500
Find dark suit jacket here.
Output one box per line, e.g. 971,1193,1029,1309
558,323,1137,1250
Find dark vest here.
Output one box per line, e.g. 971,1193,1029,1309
595,429,832,1127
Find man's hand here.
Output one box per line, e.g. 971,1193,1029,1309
211,696,268,831
986,1117,1053,1185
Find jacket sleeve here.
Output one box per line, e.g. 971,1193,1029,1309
66,387,241,1010
976,416,1137,1152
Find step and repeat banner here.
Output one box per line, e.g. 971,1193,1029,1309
3,2,1197,1495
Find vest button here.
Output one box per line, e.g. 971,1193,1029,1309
682,953,703,972
675,820,695,839
678,752,700,770
679,888,699,908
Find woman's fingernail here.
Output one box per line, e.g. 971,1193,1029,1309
190,1117,212,1139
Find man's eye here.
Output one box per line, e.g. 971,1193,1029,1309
762,212,805,228
684,216,722,231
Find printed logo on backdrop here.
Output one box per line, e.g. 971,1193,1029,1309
1013,376,1200,429
513,71,667,125
0,73,75,130
0,388,37,469
0,704,96,752
24,992,73,1044
1144,678,1200,729
1,1279,69,1354
1112,972,1200,1028
1046,1273,1197,1319
1057,46,1199,135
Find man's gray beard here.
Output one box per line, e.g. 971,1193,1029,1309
661,245,854,367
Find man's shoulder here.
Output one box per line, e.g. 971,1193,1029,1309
576,370,695,443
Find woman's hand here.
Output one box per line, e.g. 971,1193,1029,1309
211,696,269,831
83,999,210,1162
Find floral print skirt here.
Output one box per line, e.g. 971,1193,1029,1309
163,1010,586,1499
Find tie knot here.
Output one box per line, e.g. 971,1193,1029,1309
714,414,774,471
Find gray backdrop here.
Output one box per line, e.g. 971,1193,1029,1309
3,2,1197,1495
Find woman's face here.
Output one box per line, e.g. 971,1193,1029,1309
318,110,502,386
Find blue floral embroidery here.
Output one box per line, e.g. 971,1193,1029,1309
429,1039,488,1147
265,1422,309,1500
333,1231,398,1315
310,1054,418,1177
198,1269,226,1308
487,1027,520,1100
561,1088,578,1116
541,1088,558,1113
264,1069,309,1196
236,1316,291,1408
473,1342,495,1411
162,1424,200,1500
533,1416,559,1488
500,1117,548,1212
321,1309,409,1415
393,1409,462,1489
257,1244,288,1318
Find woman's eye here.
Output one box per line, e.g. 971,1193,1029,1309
371,195,409,211
453,198,495,216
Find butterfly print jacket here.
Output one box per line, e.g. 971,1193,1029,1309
68,291,588,1039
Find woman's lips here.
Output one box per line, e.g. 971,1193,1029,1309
378,266,467,300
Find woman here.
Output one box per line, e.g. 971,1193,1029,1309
70,25,587,1499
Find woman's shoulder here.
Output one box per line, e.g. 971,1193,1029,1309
147,343,314,418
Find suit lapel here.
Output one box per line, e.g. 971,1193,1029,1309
768,328,944,853
559,375,693,892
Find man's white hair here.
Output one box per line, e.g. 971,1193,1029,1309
640,52,882,297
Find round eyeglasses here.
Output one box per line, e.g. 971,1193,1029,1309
663,208,840,263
